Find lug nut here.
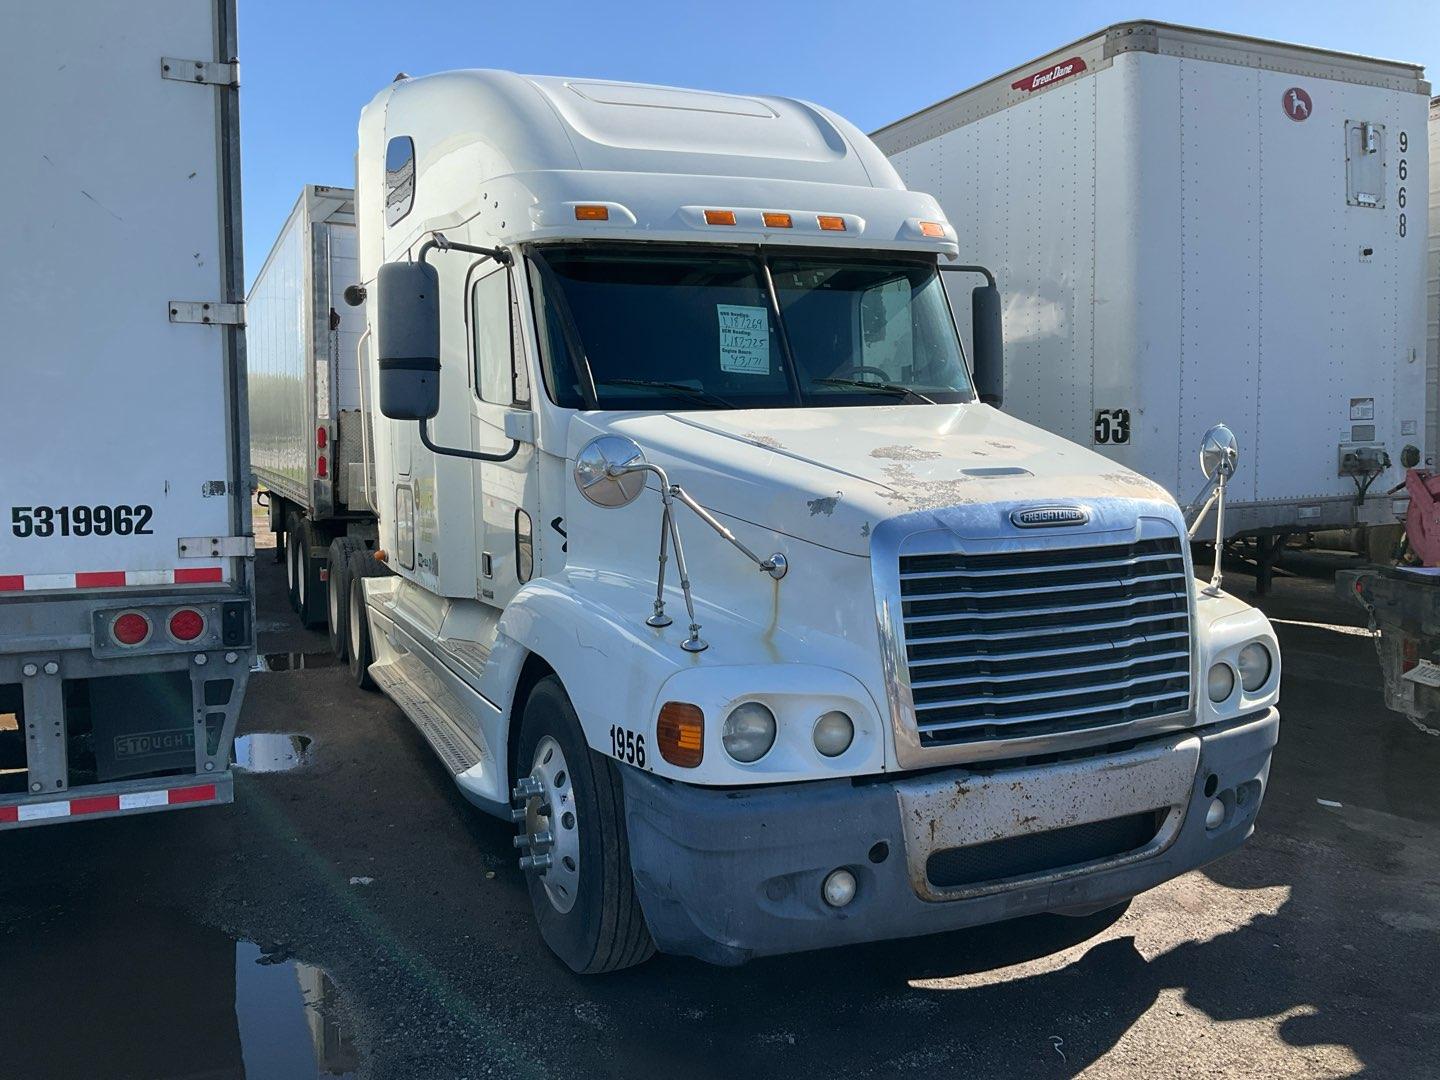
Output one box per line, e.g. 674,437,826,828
509,807,528,823
519,853,553,871
530,830,554,848
512,776,543,800
513,833,531,849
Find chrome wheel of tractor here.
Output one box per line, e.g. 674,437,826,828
518,735,580,914
512,676,654,973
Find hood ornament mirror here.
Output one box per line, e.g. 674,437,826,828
574,435,788,653
574,435,647,508
1186,424,1240,596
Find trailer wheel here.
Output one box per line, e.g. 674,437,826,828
514,676,655,974
346,550,386,691
326,537,364,660
284,512,303,613
293,526,327,630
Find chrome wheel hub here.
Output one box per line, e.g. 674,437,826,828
513,735,579,914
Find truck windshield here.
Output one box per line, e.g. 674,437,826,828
528,245,973,410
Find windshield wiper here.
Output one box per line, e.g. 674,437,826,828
810,378,938,405
595,378,737,409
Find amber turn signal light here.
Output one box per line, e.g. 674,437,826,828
703,209,737,226
817,214,846,232
574,204,610,221
918,220,946,237
657,702,704,768
762,212,793,229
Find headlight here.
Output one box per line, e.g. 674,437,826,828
1238,642,1272,691
813,711,854,757
722,701,776,763
1207,663,1235,703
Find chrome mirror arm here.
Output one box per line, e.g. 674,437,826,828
1186,466,1233,596
611,461,787,653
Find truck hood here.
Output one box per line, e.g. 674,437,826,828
574,404,1173,556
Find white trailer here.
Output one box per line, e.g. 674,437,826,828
0,0,253,827
874,21,1431,578
1430,96,1439,460
341,69,1281,972
246,186,375,643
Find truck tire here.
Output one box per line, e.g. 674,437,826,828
266,495,287,565
293,524,327,630
284,511,303,613
326,537,364,660
514,676,655,974
346,550,387,691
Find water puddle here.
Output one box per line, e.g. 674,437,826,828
253,651,340,673
0,907,358,1079
233,733,313,773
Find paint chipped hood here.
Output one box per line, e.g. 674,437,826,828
577,404,1175,556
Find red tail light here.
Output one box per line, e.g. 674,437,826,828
317,454,328,479
316,426,328,449
168,609,205,642
112,612,151,646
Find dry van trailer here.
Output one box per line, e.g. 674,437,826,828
875,22,1431,570
246,185,376,639
0,0,253,828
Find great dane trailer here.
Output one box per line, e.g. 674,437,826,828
875,21,1431,581
0,0,253,828
246,185,376,648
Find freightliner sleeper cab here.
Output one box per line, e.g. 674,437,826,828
340,70,1281,971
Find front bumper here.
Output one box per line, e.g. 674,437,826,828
621,708,1278,965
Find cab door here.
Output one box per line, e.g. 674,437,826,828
467,263,537,608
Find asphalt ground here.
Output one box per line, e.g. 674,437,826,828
1,530,1437,1079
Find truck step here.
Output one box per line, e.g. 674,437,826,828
371,654,488,776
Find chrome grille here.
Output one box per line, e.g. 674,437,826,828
898,535,1191,748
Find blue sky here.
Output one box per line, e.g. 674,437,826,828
237,0,1438,284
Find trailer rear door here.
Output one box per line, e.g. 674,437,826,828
0,0,245,591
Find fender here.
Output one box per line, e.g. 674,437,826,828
479,575,890,787
481,577,690,783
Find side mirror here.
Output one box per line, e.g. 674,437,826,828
376,261,440,420
1199,424,1239,481
970,283,1004,407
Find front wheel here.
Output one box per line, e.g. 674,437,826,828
514,676,654,974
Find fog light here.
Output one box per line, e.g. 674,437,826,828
822,868,857,908
1237,642,1272,692
813,710,854,757
1205,798,1225,829
1207,663,1235,702
722,702,776,763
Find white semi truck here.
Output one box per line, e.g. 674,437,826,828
873,22,1431,589
342,69,1281,971
0,0,253,828
246,185,375,648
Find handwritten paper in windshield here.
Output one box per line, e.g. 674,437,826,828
717,305,770,375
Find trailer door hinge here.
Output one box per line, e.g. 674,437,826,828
168,301,245,326
179,536,255,559
161,57,239,87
